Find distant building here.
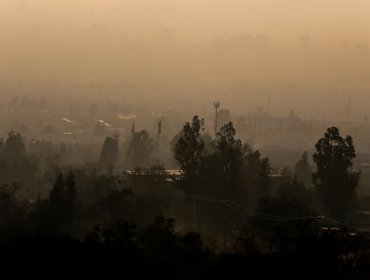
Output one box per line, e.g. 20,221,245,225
123,169,184,182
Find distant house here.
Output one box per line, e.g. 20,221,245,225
123,169,184,182
97,120,112,127
60,117,74,124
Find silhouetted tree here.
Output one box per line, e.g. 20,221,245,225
174,116,206,178
239,148,271,205
65,172,77,219
0,132,39,197
2,131,26,160
215,122,242,171
140,216,177,252
0,183,25,234
258,157,271,194
49,174,65,206
127,130,154,168
294,151,312,187
99,135,119,169
214,122,243,198
36,172,78,237
313,127,360,220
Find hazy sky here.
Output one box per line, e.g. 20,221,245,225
2,0,370,40
1,0,370,88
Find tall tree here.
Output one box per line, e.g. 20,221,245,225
174,116,206,178
37,172,77,237
2,131,26,160
214,122,243,192
49,173,65,207
0,132,38,191
127,130,154,168
64,172,77,212
312,127,360,220
239,148,271,206
99,134,119,169
0,183,24,232
294,151,312,187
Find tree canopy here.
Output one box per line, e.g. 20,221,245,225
313,127,360,220
174,116,206,178
99,135,119,169
294,151,312,187
127,130,154,168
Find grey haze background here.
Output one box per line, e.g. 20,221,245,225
1,0,370,120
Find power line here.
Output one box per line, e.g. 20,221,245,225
153,193,370,233
187,194,323,221
186,194,370,233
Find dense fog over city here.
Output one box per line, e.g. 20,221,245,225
1,1,370,277
2,1,370,119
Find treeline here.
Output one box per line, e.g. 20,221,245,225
0,116,369,278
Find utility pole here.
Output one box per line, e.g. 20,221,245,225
347,97,351,122
213,101,221,137
157,120,162,159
